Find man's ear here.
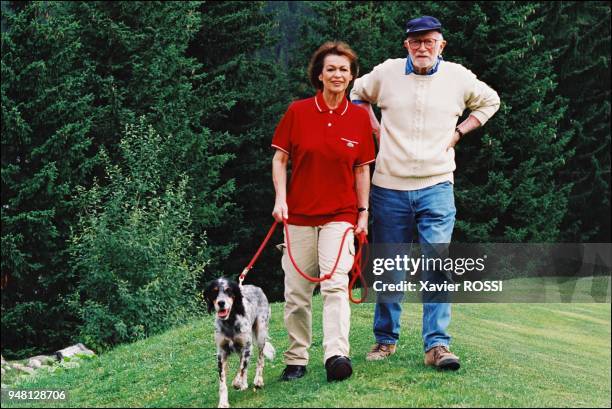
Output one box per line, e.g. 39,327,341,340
438,40,447,56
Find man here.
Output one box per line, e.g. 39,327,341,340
350,16,500,370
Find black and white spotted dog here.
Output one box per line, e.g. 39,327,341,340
204,278,275,408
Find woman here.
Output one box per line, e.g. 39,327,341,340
271,42,375,382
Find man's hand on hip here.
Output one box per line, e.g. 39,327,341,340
446,130,461,151
447,115,483,151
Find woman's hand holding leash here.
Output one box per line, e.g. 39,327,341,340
272,201,288,222
354,210,369,236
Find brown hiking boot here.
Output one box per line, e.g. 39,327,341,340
366,343,396,361
424,345,460,370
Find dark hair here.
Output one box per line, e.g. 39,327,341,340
307,41,359,91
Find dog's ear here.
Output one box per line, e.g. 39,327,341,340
230,281,245,317
203,280,218,314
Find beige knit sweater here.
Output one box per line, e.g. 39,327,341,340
350,58,500,191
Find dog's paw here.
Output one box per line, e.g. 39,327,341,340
232,378,248,391
218,400,230,408
232,375,241,389
253,375,264,389
235,382,248,391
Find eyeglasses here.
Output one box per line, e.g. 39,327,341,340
407,38,441,50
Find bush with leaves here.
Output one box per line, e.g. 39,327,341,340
68,119,206,351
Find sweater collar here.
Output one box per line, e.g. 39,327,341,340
405,55,443,76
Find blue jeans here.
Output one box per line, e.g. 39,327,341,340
371,182,456,352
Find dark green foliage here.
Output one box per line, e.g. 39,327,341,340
68,119,205,352
442,1,573,242
1,1,97,357
540,1,611,242
264,1,311,67
187,1,293,299
1,1,232,357
61,0,237,251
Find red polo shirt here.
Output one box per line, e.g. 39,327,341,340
272,92,375,226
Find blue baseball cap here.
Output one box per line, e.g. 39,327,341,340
405,16,443,35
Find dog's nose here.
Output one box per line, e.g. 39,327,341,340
218,300,225,308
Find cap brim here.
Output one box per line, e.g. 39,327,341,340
406,27,443,34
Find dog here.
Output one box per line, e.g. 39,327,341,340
204,278,275,408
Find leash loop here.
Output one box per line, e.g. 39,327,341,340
239,220,368,303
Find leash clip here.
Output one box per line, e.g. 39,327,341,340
238,267,249,288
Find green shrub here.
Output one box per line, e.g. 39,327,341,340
68,119,206,351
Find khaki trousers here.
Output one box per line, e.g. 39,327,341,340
281,222,354,365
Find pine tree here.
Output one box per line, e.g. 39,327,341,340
1,1,98,357
187,1,293,297
60,1,236,242
434,1,573,242
264,1,310,68
540,1,611,242
1,1,234,356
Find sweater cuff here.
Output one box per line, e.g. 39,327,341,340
470,110,492,126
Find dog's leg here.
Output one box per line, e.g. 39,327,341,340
218,351,230,408
253,347,265,388
232,340,251,391
253,316,267,388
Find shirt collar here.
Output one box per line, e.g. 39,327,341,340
405,55,443,76
315,91,349,116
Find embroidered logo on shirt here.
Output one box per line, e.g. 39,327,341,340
341,138,359,148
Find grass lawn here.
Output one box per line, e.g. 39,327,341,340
4,298,611,407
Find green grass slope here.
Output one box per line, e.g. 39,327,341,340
5,299,611,408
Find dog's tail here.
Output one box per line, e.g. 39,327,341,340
263,342,275,361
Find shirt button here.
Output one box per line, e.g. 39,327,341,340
329,111,333,114
328,123,332,127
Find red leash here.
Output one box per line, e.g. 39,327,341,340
239,220,369,303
